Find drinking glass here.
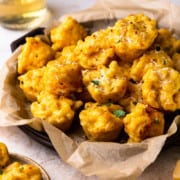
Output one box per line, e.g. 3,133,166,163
0,0,50,29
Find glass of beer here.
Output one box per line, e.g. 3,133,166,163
0,0,50,29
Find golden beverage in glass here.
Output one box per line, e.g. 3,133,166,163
0,0,49,29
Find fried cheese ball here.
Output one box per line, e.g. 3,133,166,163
76,28,115,69
110,13,158,62
17,37,54,74
142,67,180,111
82,61,128,103
0,143,10,169
79,102,124,141
31,91,83,131
50,16,87,51
42,60,82,96
130,50,173,82
18,67,45,101
153,28,180,57
123,103,164,142
1,162,42,180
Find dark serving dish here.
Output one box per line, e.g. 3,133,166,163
10,27,180,149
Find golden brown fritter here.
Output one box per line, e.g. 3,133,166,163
79,102,124,141
50,16,87,51
31,91,83,131
42,60,83,97
142,67,180,111
110,13,158,62
17,37,54,74
123,103,164,142
82,61,128,103
18,67,45,101
130,50,173,82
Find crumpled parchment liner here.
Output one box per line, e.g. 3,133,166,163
0,0,180,179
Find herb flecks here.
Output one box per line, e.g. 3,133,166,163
163,59,167,65
113,110,126,117
154,117,160,124
91,80,100,86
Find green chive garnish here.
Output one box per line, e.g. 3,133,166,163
113,110,126,117
91,80,99,86
155,118,160,124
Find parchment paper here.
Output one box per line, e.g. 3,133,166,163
0,0,180,179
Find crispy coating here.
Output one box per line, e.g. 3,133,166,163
82,61,128,103
55,45,79,65
130,50,173,82
1,162,42,180
0,143,10,169
79,102,124,141
153,28,180,57
18,67,45,101
42,60,82,96
119,82,143,113
50,16,87,51
110,13,158,62
76,28,115,69
31,91,83,131
123,103,164,142
142,67,180,111
17,37,54,74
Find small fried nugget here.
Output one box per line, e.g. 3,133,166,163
2,162,42,180
79,102,124,141
123,103,164,142
42,60,82,96
50,16,87,51
0,142,10,168
119,82,143,113
31,91,83,131
17,37,54,74
130,50,173,82
153,28,180,57
172,53,180,72
111,13,158,62
55,45,79,65
82,61,128,103
18,67,45,101
142,67,180,111
76,28,115,69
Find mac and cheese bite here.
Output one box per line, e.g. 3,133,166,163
79,102,124,141
50,16,87,51
76,29,115,69
110,13,158,62
130,50,173,82
82,61,128,103
17,37,54,74
153,28,180,57
31,91,83,131
0,143,42,180
142,67,180,111
42,60,82,97
0,162,42,180
123,103,164,142
18,67,45,101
